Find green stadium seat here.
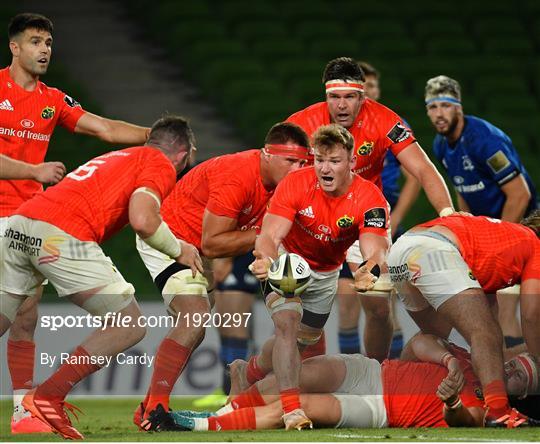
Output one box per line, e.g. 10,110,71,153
482,37,535,56
463,2,517,16
475,17,526,38
272,58,323,84
425,37,478,56
233,20,288,41
219,1,280,23
198,58,267,93
221,79,283,110
288,76,324,107
365,36,418,57
294,20,345,42
279,1,334,21
485,95,539,117
307,38,360,61
250,38,306,60
350,20,408,40
150,1,212,29
167,21,228,48
473,76,530,97
414,19,468,40
184,39,248,68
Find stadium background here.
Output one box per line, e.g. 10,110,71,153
1,0,539,407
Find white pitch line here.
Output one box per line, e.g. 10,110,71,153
328,433,526,442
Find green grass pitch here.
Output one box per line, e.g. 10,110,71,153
1,398,539,441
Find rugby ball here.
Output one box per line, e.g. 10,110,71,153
268,253,311,297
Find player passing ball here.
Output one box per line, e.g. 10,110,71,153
243,124,391,430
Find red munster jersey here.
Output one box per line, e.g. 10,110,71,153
0,67,85,216
268,167,389,272
161,150,272,251
419,215,540,293
382,344,483,428
17,147,176,243
286,99,415,189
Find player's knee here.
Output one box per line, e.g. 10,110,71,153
273,310,300,338
81,281,135,317
0,293,26,326
363,299,391,321
297,329,322,346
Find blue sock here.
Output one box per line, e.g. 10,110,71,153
220,336,248,394
389,331,403,359
339,328,361,354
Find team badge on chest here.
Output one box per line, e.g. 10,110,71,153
357,141,374,156
336,215,354,228
41,106,55,119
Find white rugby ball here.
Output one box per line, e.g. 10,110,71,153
268,253,311,297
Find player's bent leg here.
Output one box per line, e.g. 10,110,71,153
337,277,362,354
437,288,513,420
360,295,392,362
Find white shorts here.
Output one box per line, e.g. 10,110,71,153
301,268,339,315
1,215,130,297
333,353,388,428
387,232,481,311
345,231,392,266
136,235,214,310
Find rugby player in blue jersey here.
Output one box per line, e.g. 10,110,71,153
425,75,539,349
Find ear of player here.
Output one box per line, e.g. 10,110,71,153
267,253,312,297
354,259,381,292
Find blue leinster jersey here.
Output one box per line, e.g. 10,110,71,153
433,115,538,218
382,150,401,208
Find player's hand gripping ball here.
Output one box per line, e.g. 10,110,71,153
267,253,312,297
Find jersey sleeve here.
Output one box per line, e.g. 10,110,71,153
383,108,416,156
359,184,391,236
474,135,522,186
135,150,177,202
267,174,301,221
56,90,85,132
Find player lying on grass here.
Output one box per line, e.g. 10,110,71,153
141,333,540,431
387,211,540,427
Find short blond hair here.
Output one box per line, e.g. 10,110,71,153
425,75,462,103
312,124,354,154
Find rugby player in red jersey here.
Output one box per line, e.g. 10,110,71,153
387,212,540,427
287,57,454,362
134,122,311,429
245,124,390,429
0,115,197,439
145,334,540,431
1,13,150,434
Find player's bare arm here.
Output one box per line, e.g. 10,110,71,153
500,175,531,222
74,112,150,145
354,232,389,292
251,214,293,280
519,278,540,358
456,193,470,213
390,167,421,236
130,189,202,276
201,209,257,258
0,154,65,184
396,142,454,216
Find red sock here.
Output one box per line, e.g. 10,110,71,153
301,331,326,360
246,355,269,385
145,338,191,414
208,407,256,431
280,388,301,414
484,379,510,415
7,340,35,391
36,346,101,400
231,385,266,410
